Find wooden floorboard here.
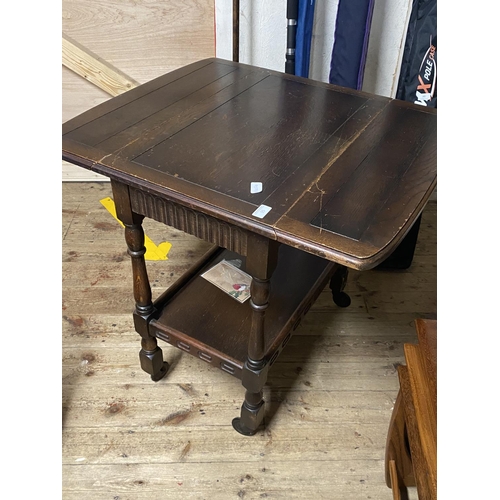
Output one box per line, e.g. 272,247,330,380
62,182,435,499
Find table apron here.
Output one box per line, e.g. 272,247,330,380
129,186,251,256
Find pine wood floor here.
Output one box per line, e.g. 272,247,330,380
62,182,436,500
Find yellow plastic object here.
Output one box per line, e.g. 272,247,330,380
99,197,172,261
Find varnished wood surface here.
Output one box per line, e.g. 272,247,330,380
400,322,437,499
385,318,437,500
62,58,437,270
385,390,415,492
388,459,403,500
62,182,435,499
150,247,334,376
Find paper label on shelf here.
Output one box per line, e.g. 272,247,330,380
201,260,252,303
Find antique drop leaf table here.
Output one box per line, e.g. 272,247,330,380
62,58,437,436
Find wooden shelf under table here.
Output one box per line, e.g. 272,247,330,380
148,244,337,380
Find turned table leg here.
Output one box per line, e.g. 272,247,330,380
111,181,168,382
232,236,280,436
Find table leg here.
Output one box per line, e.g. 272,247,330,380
111,181,168,382
232,236,280,436
329,265,351,307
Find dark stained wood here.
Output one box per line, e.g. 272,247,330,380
62,136,280,240
62,58,214,135
111,180,168,382
62,58,436,434
149,245,335,377
62,58,436,270
262,98,389,216
65,62,238,146
98,67,268,160
133,75,369,205
309,105,436,241
233,235,281,435
277,99,436,267
245,235,280,361
130,187,252,255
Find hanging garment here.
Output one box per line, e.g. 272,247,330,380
396,0,437,107
295,0,316,78
329,0,375,89
378,0,437,270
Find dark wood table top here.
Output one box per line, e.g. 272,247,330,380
62,58,437,270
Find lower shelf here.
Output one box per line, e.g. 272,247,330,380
149,245,336,379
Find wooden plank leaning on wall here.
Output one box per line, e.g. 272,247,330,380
62,0,215,182
62,33,140,97
62,33,140,181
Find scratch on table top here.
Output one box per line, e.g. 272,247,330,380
98,153,113,163
308,181,326,234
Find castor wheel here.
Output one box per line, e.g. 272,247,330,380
231,417,259,436
150,362,169,382
332,291,351,308
329,265,351,308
